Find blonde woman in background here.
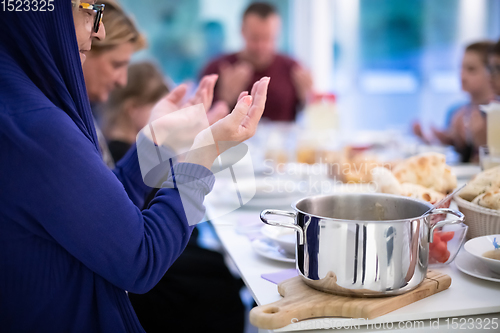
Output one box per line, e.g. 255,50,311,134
85,0,228,166
82,0,146,167
83,0,146,105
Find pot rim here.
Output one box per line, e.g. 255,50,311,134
291,192,434,224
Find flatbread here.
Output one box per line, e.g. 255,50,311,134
459,166,500,201
442,166,458,193
400,182,445,204
472,189,500,210
340,158,380,183
392,153,456,194
371,167,402,195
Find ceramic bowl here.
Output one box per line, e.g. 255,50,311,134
464,235,500,275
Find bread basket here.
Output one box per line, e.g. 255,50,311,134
454,194,500,238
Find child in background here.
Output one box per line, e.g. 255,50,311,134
102,62,170,162
414,41,495,162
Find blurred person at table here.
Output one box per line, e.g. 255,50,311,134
82,0,146,167
83,0,145,106
488,39,500,98
413,41,495,162
101,62,170,162
0,1,271,332
200,2,313,121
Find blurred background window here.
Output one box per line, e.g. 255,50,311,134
120,0,500,133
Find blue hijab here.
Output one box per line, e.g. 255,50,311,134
0,0,99,149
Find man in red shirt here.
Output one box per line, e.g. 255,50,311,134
200,2,313,121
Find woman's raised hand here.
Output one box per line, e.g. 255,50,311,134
211,77,269,143
141,75,269,170
182,74,218,112
147,74,218,124
185,77,270,169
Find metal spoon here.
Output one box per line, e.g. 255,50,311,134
423,183,466,222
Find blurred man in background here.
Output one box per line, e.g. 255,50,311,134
201,2,313,121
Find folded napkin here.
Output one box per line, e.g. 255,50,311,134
261,268,298,284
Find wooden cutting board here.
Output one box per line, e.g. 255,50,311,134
250,270,451,330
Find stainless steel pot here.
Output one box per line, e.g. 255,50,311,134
260,193,464,297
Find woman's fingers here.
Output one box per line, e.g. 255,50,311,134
188,77,208,106
205,74,218,108
148,83,189,123
244,77,270,129
237,91,249,102
197,74,217,109
165,84,188,106
221,77,269,137
204,77,269,158
186,74,218,111
232,95,253,124
250,79,259,97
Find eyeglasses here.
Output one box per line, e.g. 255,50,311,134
80,3,105,34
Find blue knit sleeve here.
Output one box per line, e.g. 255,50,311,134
2,107,215,293
111,145,152,208
111,132,182,209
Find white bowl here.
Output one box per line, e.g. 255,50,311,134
260,224,296,254
464,235,500,275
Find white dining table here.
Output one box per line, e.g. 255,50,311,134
204,164,500,333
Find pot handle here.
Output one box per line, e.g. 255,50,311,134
260,209,304,245
427,208,465,243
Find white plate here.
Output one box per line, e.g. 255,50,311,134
251,238,295,263
260,225,296,254
455,250,500,282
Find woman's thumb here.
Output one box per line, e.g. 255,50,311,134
229,95,252,125
165,84,188,105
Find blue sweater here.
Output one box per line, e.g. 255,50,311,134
0,104,215,332
0,4,215,332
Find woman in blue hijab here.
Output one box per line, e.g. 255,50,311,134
0,1,270,332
